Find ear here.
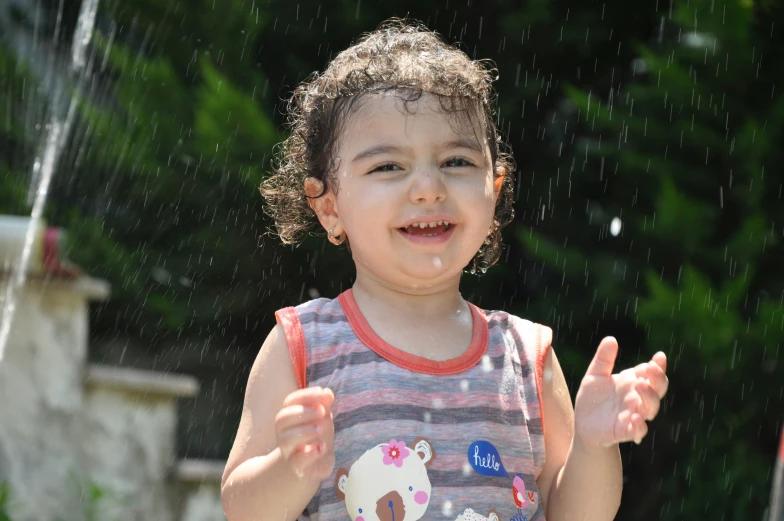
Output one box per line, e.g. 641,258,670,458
492,167,506,197
304,176,341,236
411,437,435,467
335,468,349,501
488,510,500,521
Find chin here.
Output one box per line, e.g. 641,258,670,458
399,258,463,283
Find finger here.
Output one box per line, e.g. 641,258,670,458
652,352,667,372
632,413,648,445
632,362,654,379
621,410,635,443
623,412,643,444
283,387,331,408
278,424,324,458
644,364,669,399
279,422,324,446
319,389,335,422
622,389,643,411
635,380,661,420
287,442,328,477
320,387,335,409
317,413,335,438
585,337,619,377
619,409,649,445
275,403,326,432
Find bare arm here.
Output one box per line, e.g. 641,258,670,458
547,439,622,521
221,325,333,521
536,347,623,521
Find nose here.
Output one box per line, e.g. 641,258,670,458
408,165,446,204
376,490,405,521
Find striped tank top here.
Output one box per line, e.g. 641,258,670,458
275,289,552,521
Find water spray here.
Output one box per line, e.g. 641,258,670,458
0,0,100,361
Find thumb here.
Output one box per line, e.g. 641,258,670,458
321,387,335,410
584,337,619,377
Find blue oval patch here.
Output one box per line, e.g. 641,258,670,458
467,440,509,477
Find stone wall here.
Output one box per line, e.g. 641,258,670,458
0,274,226,521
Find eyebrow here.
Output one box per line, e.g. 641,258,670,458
351,137,484,163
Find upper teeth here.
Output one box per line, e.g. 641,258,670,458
409,221,448,228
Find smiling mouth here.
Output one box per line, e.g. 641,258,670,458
399,221,453,237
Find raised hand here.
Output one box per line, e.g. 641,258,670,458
275,386,336,480
573,337,669,449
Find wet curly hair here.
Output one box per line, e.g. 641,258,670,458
260,18,516,273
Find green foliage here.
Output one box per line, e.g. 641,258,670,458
0,46,28,140
0,482,10,521
0,479,109,521
26,0,285,348
0,162,27,216
0,44,32,216
195,59,277,165
521,0,784,518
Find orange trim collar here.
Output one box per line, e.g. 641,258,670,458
337,288,488,375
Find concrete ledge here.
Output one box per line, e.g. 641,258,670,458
66,276,111,301
85,364,199,398
0,273,111,301
175,459,226,484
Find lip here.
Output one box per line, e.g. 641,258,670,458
397,223,456,245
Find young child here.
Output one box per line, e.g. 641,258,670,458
221,19,668,521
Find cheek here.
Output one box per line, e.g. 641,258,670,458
458,176,497,212
338,189,391,229
414,490,429,504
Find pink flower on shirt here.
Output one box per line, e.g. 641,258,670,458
382,439,410,467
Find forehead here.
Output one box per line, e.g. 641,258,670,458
339,92,487,149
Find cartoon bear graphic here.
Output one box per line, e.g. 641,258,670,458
454,508,500,521
336,438,436,521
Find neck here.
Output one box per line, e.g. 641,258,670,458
351,270,467,320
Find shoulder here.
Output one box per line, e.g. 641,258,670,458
274,296,342,333
282,296,344,320
483,309,553,353
250,323,294,381
481,308,544,329
288,296,335,313
273,296,347,389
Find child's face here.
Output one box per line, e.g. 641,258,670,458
321,92,502,289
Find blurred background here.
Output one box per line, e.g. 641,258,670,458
0,0,782,520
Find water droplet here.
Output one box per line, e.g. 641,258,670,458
481,355,494,372
441,500,453,517
610,217,622,236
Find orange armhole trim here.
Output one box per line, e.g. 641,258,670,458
275,307,307,389
534,324,553,439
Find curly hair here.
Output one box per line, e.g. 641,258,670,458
260,18,516,273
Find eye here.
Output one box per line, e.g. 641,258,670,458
409,486,413,491
359,508,363,513
443,157,475,168
369,163,399,173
